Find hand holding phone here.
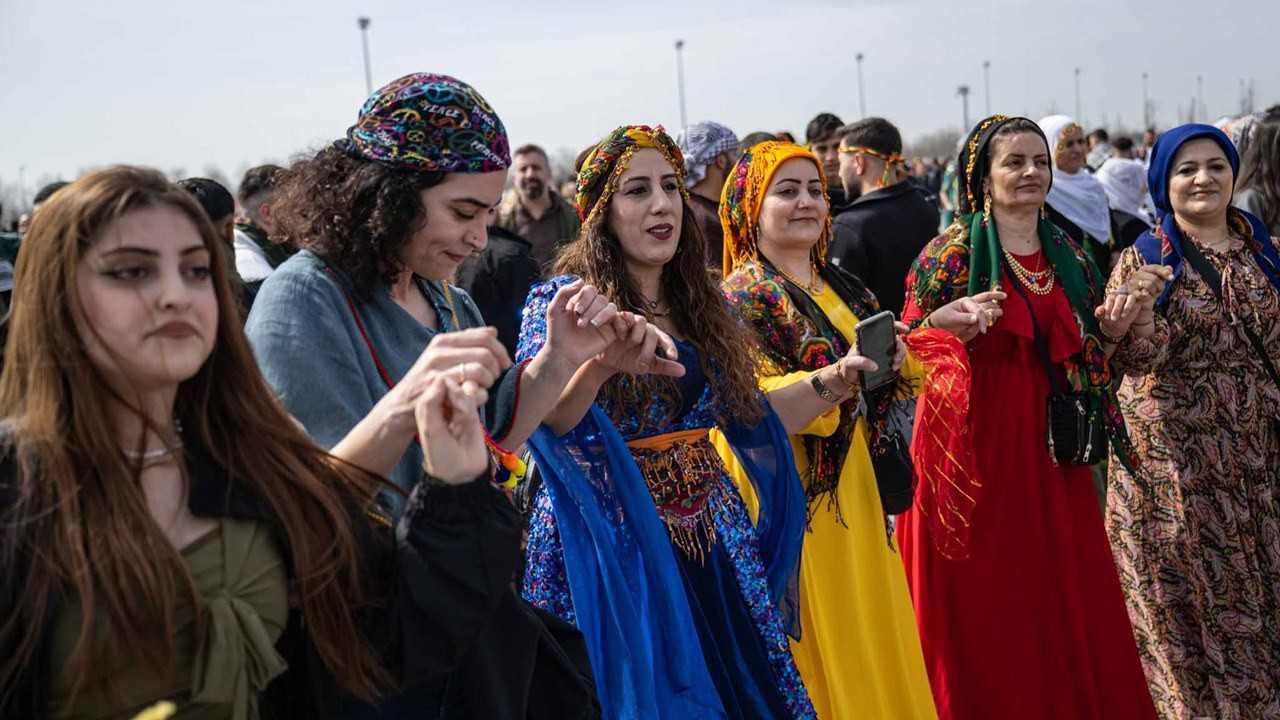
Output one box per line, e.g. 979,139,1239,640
853,310,900,391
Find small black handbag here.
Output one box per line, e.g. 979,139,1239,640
1002,254,1107,467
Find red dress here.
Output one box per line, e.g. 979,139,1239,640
898,261,1157,720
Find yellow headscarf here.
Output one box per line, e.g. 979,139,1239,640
719,141,832,277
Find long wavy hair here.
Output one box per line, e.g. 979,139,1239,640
271,144,445,300
0,166,390,705
1238,107,1280,228
553,153,762,429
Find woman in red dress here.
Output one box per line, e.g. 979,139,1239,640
897,115,1169,719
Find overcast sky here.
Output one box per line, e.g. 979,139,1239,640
2,0,1277,198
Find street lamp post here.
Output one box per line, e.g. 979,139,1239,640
983,60,991,116
957,85,971,132
1196,75,1204,122
674,39,688,134
357,17,373,96
1074,67,1081,121
1142,71,1150,129
856,53,866,117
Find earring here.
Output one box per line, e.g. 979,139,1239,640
982,192,992,226
1039,204,1046,220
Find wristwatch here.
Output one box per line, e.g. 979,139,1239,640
810,372,842,403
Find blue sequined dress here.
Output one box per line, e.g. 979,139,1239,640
517,277,815,720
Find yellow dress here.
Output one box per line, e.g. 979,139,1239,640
714,283,937,720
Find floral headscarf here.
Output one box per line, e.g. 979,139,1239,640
720,141,831,277
575,125,689,228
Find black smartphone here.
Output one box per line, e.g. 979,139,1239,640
854,310,899,391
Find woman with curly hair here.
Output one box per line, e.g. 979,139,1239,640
246,73,665,502
516,125,877,719
0,165,597,719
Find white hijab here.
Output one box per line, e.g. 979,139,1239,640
1095,158,1152,225
1038,115,1113,243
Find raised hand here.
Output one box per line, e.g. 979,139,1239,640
927,290,1008,343
593,312,686,378
541,281,626,370
415,374,488,485
1096,264,1173,340
384,327,510,435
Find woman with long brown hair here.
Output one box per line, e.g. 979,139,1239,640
0,166,597,719
515,125,872,719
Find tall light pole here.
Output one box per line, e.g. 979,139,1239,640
983,60,991,116
1142,71,1150,129
357,17,373,96
856,53,866,117
674,39,688,134
1074,67,1081,121
1196,75,1204,122
957,85,971,132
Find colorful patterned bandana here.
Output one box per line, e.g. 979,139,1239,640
574,125,689,227
338,73,510,173
676,121,740,188
720,141,831,277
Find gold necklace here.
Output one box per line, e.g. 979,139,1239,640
778,263,823,294
1002,248,1055,295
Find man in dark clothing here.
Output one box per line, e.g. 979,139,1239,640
805,112,847,208
178,177,250,317
496,144,581,276
455,225,540,358
828,117,940,316
676,121,739,272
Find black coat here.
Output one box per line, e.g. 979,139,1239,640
456,227,541,359
0,444,599,720
827,182,940,316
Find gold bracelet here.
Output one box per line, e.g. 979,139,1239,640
827,359,855,393
921,315,933,329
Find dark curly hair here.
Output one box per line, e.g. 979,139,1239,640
271,145,444,300
554,159,763,430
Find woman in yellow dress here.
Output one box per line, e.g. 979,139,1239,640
720,142,980,719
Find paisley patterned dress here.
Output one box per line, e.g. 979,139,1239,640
1106,238,1280,720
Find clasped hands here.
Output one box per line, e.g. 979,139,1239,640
1093,265,1174,342
405,281,684,483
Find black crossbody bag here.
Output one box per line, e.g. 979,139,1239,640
1001,255,1108,466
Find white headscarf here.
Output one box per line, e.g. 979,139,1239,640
1038,115,1113,243
676,121,740,188
1095,158,1152,225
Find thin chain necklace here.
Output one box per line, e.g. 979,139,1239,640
778,263,823,294
1179,226,1233,253
642,295,672,318
1002,247,1055,295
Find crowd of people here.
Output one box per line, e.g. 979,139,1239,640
0,70,1278,720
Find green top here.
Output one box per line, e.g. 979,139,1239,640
49,519,289,720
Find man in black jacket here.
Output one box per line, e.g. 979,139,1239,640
828,118,940,315
455,225,540,358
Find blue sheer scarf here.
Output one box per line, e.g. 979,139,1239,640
519,277,806,718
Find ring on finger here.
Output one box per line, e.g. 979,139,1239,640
456,362,467,384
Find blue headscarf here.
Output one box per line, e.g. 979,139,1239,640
1134,123,1280,306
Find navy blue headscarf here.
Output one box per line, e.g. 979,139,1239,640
1134,123,1280,306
